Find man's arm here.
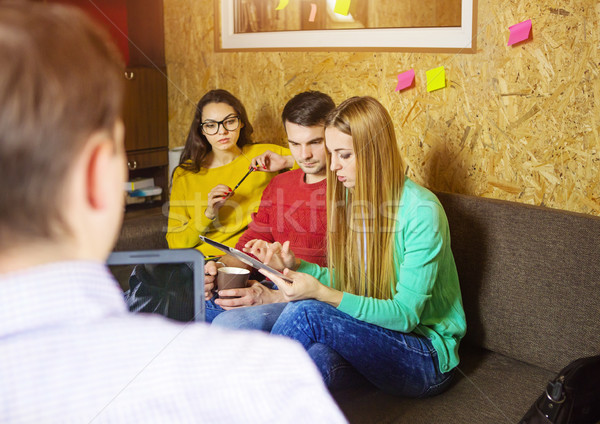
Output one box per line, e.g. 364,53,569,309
213,179,285,308
234,174,277,257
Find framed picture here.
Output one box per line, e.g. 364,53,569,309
215,0,477,53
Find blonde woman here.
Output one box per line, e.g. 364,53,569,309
248,96,466,397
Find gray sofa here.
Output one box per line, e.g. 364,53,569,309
115,192,600,423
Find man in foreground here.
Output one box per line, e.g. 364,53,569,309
0,3,346,422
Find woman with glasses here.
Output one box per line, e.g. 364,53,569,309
247,96,466,398
166,89,293,257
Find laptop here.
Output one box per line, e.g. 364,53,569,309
107,249,205,322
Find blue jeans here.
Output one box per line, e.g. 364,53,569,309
211,302,288,331
204,297,225,323
270,300,455,397
204,280,286,331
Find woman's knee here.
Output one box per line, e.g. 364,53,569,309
272,300,333,337
212,303,287,332
283,299,331,316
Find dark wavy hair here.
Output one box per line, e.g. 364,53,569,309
178,89,254,173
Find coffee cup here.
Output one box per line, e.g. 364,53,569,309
216,267,250,299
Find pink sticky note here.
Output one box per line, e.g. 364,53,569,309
507,19,532,46
395,69,415,92
309,3,317,22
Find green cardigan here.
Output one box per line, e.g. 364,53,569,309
297,178,466,373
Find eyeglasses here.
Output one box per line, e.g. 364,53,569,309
200,116,240,135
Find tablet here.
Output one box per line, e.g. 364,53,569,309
198,235,293,283
107,249,205,322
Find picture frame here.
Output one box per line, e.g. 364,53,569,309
215,0,477,53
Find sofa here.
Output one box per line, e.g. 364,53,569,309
115,191,600,423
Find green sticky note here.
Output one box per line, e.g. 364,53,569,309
275,0,289,10
426,66,446,92
333,0,351,16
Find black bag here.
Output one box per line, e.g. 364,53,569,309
519,354,600,424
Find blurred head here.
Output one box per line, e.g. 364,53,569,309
179,89,253,173
324,96,405,299
281,91,335,182
0,2,125,254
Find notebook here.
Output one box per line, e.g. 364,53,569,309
107,249,205,322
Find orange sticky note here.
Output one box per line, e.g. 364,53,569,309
275,0,289,10
333,0,351,16
426,66,446,92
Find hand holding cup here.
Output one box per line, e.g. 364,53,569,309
216,267,250,299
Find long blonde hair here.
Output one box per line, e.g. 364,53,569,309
325,97,405,299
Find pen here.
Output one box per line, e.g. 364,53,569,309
231,166,255,193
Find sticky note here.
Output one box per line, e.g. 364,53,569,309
333,0,351,16
395,69,415,92
275,0,289,10
309,3,317,22
426,66,446,92
507,19,532,46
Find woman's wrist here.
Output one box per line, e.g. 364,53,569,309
286,155,295,169
316,285,343,307
204,208,215,220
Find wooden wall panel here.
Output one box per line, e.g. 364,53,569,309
163,0,600,216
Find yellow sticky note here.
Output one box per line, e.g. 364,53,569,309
333,0,351,16
275,0,289,10
426,66,446,92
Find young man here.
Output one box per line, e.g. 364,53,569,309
0,4,346,422
204,91,335,329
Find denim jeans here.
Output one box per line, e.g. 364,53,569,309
270,300,455,397
211,302,288,331
204,280,287,332
204,297,225,323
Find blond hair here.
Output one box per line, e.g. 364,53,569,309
325,97,405,299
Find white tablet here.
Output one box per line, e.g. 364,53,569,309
199,235,293,283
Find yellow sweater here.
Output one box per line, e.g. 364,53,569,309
166,143,291,257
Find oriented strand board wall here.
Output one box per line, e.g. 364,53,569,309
163,0,600,216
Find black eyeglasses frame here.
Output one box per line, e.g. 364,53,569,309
200,115,241,135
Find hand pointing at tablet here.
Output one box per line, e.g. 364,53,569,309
243,240,300,272
246,239,343,307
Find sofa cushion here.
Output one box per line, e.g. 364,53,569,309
436,192,600,373
334,345,554,424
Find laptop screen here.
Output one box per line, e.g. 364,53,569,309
107,249,205,323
